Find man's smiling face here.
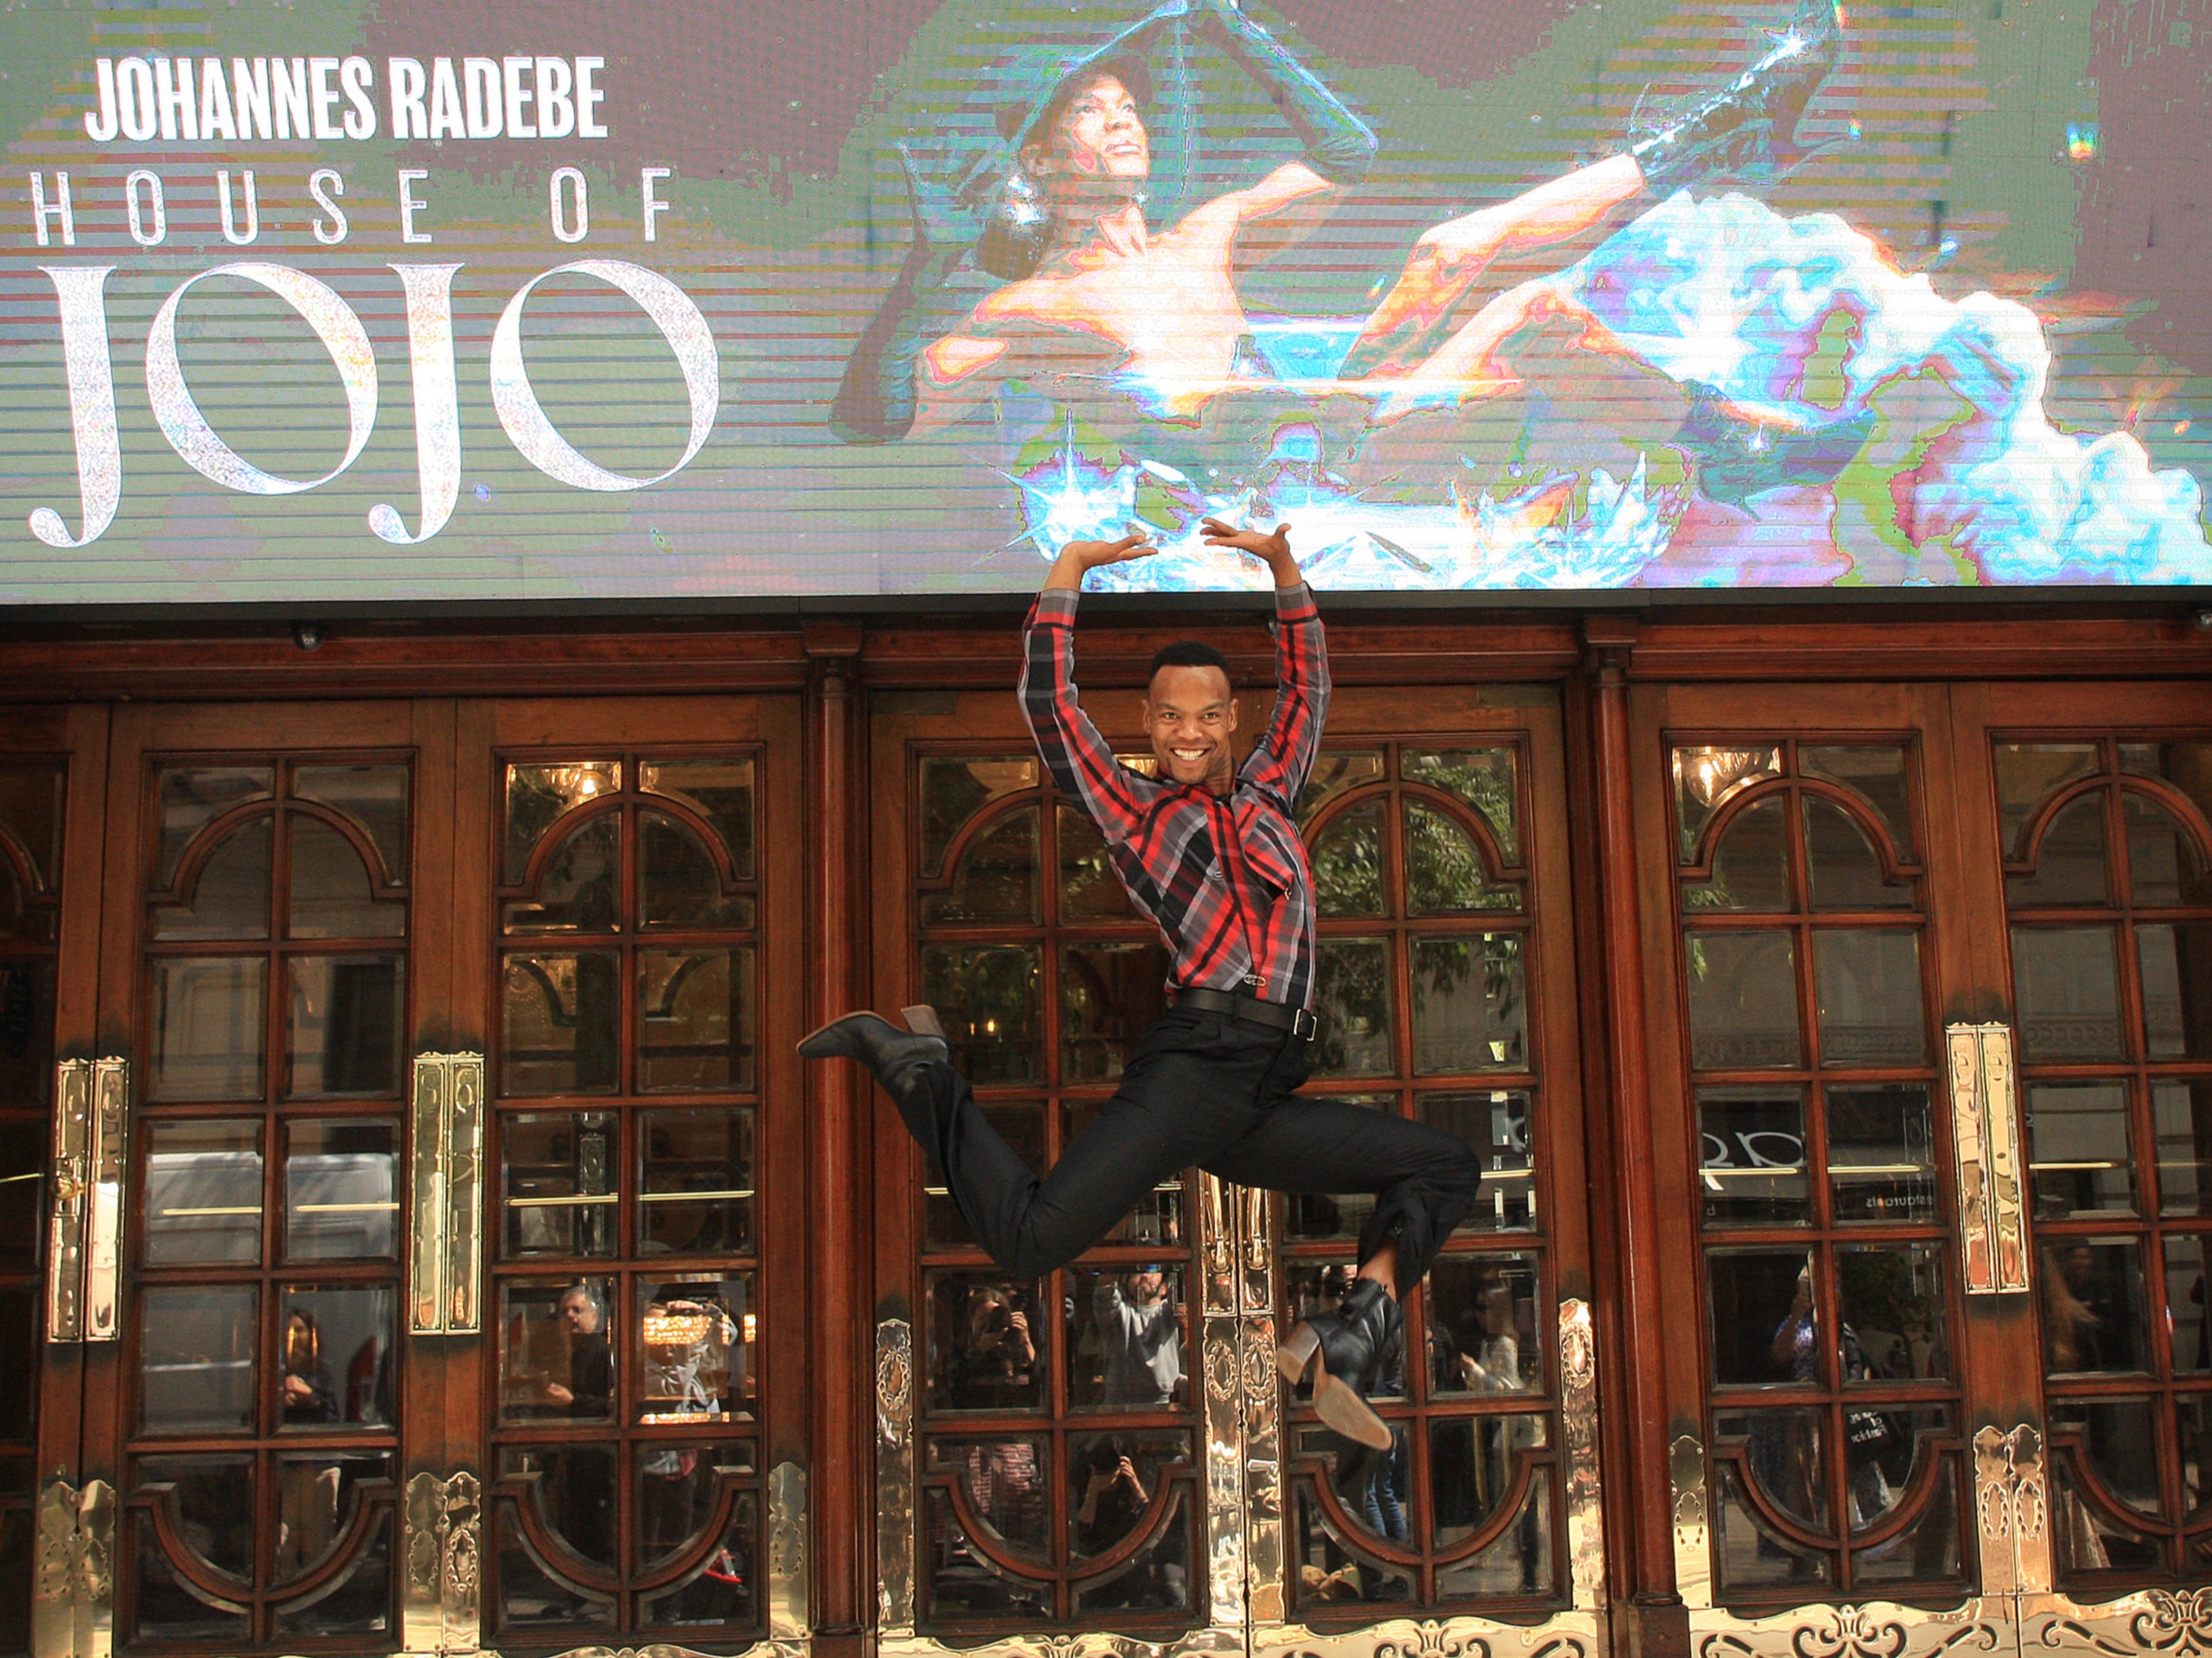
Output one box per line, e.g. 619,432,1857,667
1143,664,1239,790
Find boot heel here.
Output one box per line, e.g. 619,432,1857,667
1313,1369,1393,1451
1276,1321,1321,1384
900,1004,947,1039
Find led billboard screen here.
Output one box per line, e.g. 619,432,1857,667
3,0,2210,601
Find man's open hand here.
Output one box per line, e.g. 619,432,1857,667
1201,518,1302,587
1044,530,1155,591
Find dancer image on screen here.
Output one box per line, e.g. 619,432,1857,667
800,518,1481,1448
834,0,1859,492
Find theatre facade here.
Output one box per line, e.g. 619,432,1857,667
0,595,2208,1658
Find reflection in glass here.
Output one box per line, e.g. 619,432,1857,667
293,765,409,884
285,1118,398,1261
928,1272,1046,1413
150,956,266,1100
0,764,63,888
922,807,1040,926
288,955,404,1096
0,1118,46,1263
638,1484,757,1626
639,756,756,880
919,756,1038,878
2026,1083,2136,1217
1673,747,1784,860
1411,934,1525,1073
499,1441,619,1585
2047,1396,2162,1568
1061,942,1169,1083
2042,1240,2150,1374
1829,1085,1938,1224
279,1286,394,1426
0,962,54,1105
1699,1087,1808,1225
1836,1245,1949,1381
1682,796,1790,912
2139,923,2212,1060
639,946,753,1092
1406,802,1518,915
925,1465,1052,1621
1686,932,1799,1070
1309,798,1386,918
923,946,1042,1085
1852,1443,1962,1588
156,765,274,887
289,815,404,939
0,1289,32,1440
1713,1417,1831,1591
2181,1395,2211,1516
503,761,620,885
2126,792,2212,907
1283,1259,1401,1401
498,1279,616,1425
1297,750,1387,827
501,952,620,1096
1066,1269,1185,1409
1993,743,2099,861
152,815,272,941
504,1113,616,1257
503,813,619,933
2163,1233,2208,1375
2011,927,2125,1062
1800,747,1914,859
1403,747,1519,858
1067,1432,1190,1604
929,1103,1044,1247
1437,1466,1553,1597
2153,1080,2212,1216
1312,939,1392,1078
640,810,754,929
1806,797,1914,911
1422,1091,1535,1230
1293,1475,1414,1604
1812,930,1924,1067
1428,1418,1549,1557
1708,1250,1817,1385
2007,792,2110,908
1057,805,1134,923
638,1276,753,1422
1427,1255,1540,1396
143,1119,262,1264
640,1109,754,1254
130,1453,254,1641
142,1285,257,1432
272,1453,393,1629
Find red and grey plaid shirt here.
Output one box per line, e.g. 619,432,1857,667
1018,583,1329,1010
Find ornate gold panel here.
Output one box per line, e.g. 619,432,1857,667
1945,1024,2029,1296
1690,1601,2016,1658
768,1458,811,1643
408,1051,485,1335
401,1469,482,1656
2018,1587,2212,1656
46,1056,126,1344
1671,1431,1713,1613
33,1475,115,1658
1250,1611,1605,1658
875,1315,916,1633
1558,1300,1604,1614
1971,1424,2051,1599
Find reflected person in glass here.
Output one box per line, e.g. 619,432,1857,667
278,1308,341,1574
1096,1267,1181,1406
805,525,1481,1452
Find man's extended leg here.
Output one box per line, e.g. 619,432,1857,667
1205,1096,1482,1446
808,1008,1287,1277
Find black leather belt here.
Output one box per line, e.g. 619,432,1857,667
1174,986,1319,1040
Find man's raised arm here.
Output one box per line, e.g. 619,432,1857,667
1018,533,1159,845
1197,519,1329,805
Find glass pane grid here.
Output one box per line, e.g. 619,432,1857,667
1675,740,1962,1601
489,750,765,1640
2005,736,2212,1582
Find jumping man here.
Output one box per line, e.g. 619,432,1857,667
800,518,1481,1446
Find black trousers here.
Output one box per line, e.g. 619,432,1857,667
897,1007,1482,1295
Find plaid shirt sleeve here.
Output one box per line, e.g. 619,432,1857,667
1019,586,1150,844
1238,583,1329,809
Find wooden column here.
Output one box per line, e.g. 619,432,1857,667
803,622,869,1651
1578,618,1685,1658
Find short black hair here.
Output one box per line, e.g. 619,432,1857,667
1147,640,1231,691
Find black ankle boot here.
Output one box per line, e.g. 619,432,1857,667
1277,1277,1402,1450
1631,0,1846,197
797,1012,950,1142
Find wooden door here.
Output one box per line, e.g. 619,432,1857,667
863,676,1605,1658
1632,677,2212,1658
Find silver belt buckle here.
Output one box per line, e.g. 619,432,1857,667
1292,1008,1318,1041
